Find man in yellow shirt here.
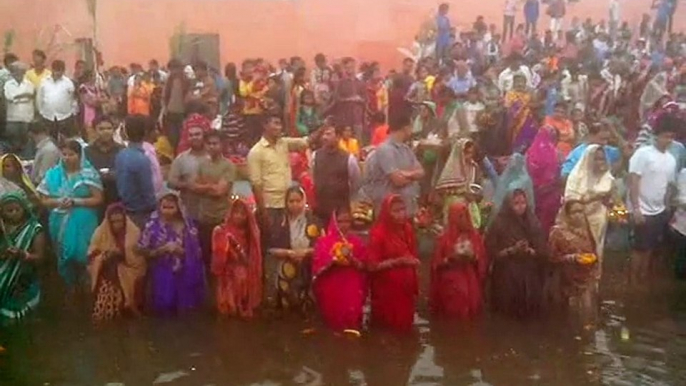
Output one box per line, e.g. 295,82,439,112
247,114,310,227
25,50,51,88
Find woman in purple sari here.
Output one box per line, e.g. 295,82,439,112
525,125,562,236
504,73,538,153
138,191,205,315
312,208,368,331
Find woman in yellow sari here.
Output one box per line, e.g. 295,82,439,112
87,203,146,321
0,153,39,206
504,73,538,153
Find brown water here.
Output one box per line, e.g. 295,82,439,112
2,252,686,386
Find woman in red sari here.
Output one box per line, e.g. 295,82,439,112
368,195,419,332
312,208,368,331
430,202,487,319
211,199,262,318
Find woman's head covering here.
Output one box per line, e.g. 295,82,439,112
36,142,102,200
445,202,477,239
0,191,36,225
525,126,559,187
211,198,262,310
177,113,211,154
564,144,613,201
490,153,535,226
0,154,37,196
435,138,475,191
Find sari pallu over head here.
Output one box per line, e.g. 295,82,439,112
87,203,146,311
0,192,42,320
37,144,103,286
312,210,368,330
489,153,535,228
0,154,37,199
430,202,487,318
525,126,562,234
486,188,547,259
211,198,262,311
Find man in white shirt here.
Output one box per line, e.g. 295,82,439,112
37,60,77,142
628,112,678,285
498,54,533,93
3,61,34,157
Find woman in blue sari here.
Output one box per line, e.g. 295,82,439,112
37,140,103,289
0,192,46,320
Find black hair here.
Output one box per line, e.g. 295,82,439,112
28,121,49,135
261,113,282,127
93,114,116,128
438,3,449,12
403,57,415,65
314,53,326,63
654,112,683,136
204,131,222,143
167,58,183,70
285,186,305,202
149,59,159,66
51,60,66,72
32,50,46,60
388,113,411,133
224,62,237,79
193,61,208,72
125,114,149,142
341,57,355,66
300,89,315,104
3,53,18,67
60,139,82,156
372,111,386,125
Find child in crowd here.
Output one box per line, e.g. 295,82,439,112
339,126,361,158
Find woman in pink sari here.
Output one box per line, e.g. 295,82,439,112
312,208,368,331
525,125,562,236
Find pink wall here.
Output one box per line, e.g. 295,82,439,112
0,0,669,70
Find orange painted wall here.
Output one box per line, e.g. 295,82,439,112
0,0,672,70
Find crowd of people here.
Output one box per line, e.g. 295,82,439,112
0,0,684,333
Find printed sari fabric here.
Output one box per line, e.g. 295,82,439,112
525,127,562,236
430,203,487,319
547,202,598,307
368,195,418,332
485,189,547,318
312,212,368,331
87,203,146,321
435,138,483,228
0,193,43,320
267,206,321,314
543,116,575,158
138,192,205,315
504,90,538,153
37,152,103,287
211,199,262,317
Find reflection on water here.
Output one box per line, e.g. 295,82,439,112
1,254,686,386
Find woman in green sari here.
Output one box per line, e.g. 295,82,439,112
0,192,46,320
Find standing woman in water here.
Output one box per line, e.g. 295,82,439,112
312,208,368,331
267,186,321,316
485,188,547,318
368,194,419,332
38,140,103,294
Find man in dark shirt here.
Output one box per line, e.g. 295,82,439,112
85,115,124,208
114,114,157,228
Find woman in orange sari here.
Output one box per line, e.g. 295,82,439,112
542,101,575,158
211,198,262,318
368,194,419,332
87,203,146,321
547,200,599,315
504,73,538,153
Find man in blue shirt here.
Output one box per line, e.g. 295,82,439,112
561,121,621,178
115,114,157,228
435,3,452,64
